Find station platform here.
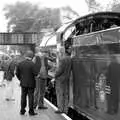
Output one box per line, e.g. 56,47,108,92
0,76,72,120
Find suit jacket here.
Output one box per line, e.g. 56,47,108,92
55,56,71,84
16,58,37,88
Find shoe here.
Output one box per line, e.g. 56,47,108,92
55,110,63,114
5,98,10,101
38,106,48,109
10,98,15,101
33,106,36,110
20,112,25,115
5,98,15,101
29,112,37,116
20,111,26,115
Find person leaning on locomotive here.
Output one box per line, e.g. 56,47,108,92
53,47,72,114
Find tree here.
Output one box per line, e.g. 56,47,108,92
61,6,79,19
3,1,62,32
85,0,120,12
3,1,39,32
32,8,61,31
85,0,101,13
111,0,120,12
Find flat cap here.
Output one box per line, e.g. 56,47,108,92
25,50,34,58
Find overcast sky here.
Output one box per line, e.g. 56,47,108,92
0,0,112,32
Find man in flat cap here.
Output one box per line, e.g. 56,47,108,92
16,50,38,116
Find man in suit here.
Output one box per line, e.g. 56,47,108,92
54,47,72,114
16,50,38,116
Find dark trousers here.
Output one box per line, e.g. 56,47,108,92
21,87,34,113
56,80,69,113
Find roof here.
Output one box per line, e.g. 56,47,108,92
56,12,120,34
72,11,120,24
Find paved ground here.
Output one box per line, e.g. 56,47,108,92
0,74,71,120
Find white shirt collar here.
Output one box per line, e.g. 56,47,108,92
25,57,32,60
